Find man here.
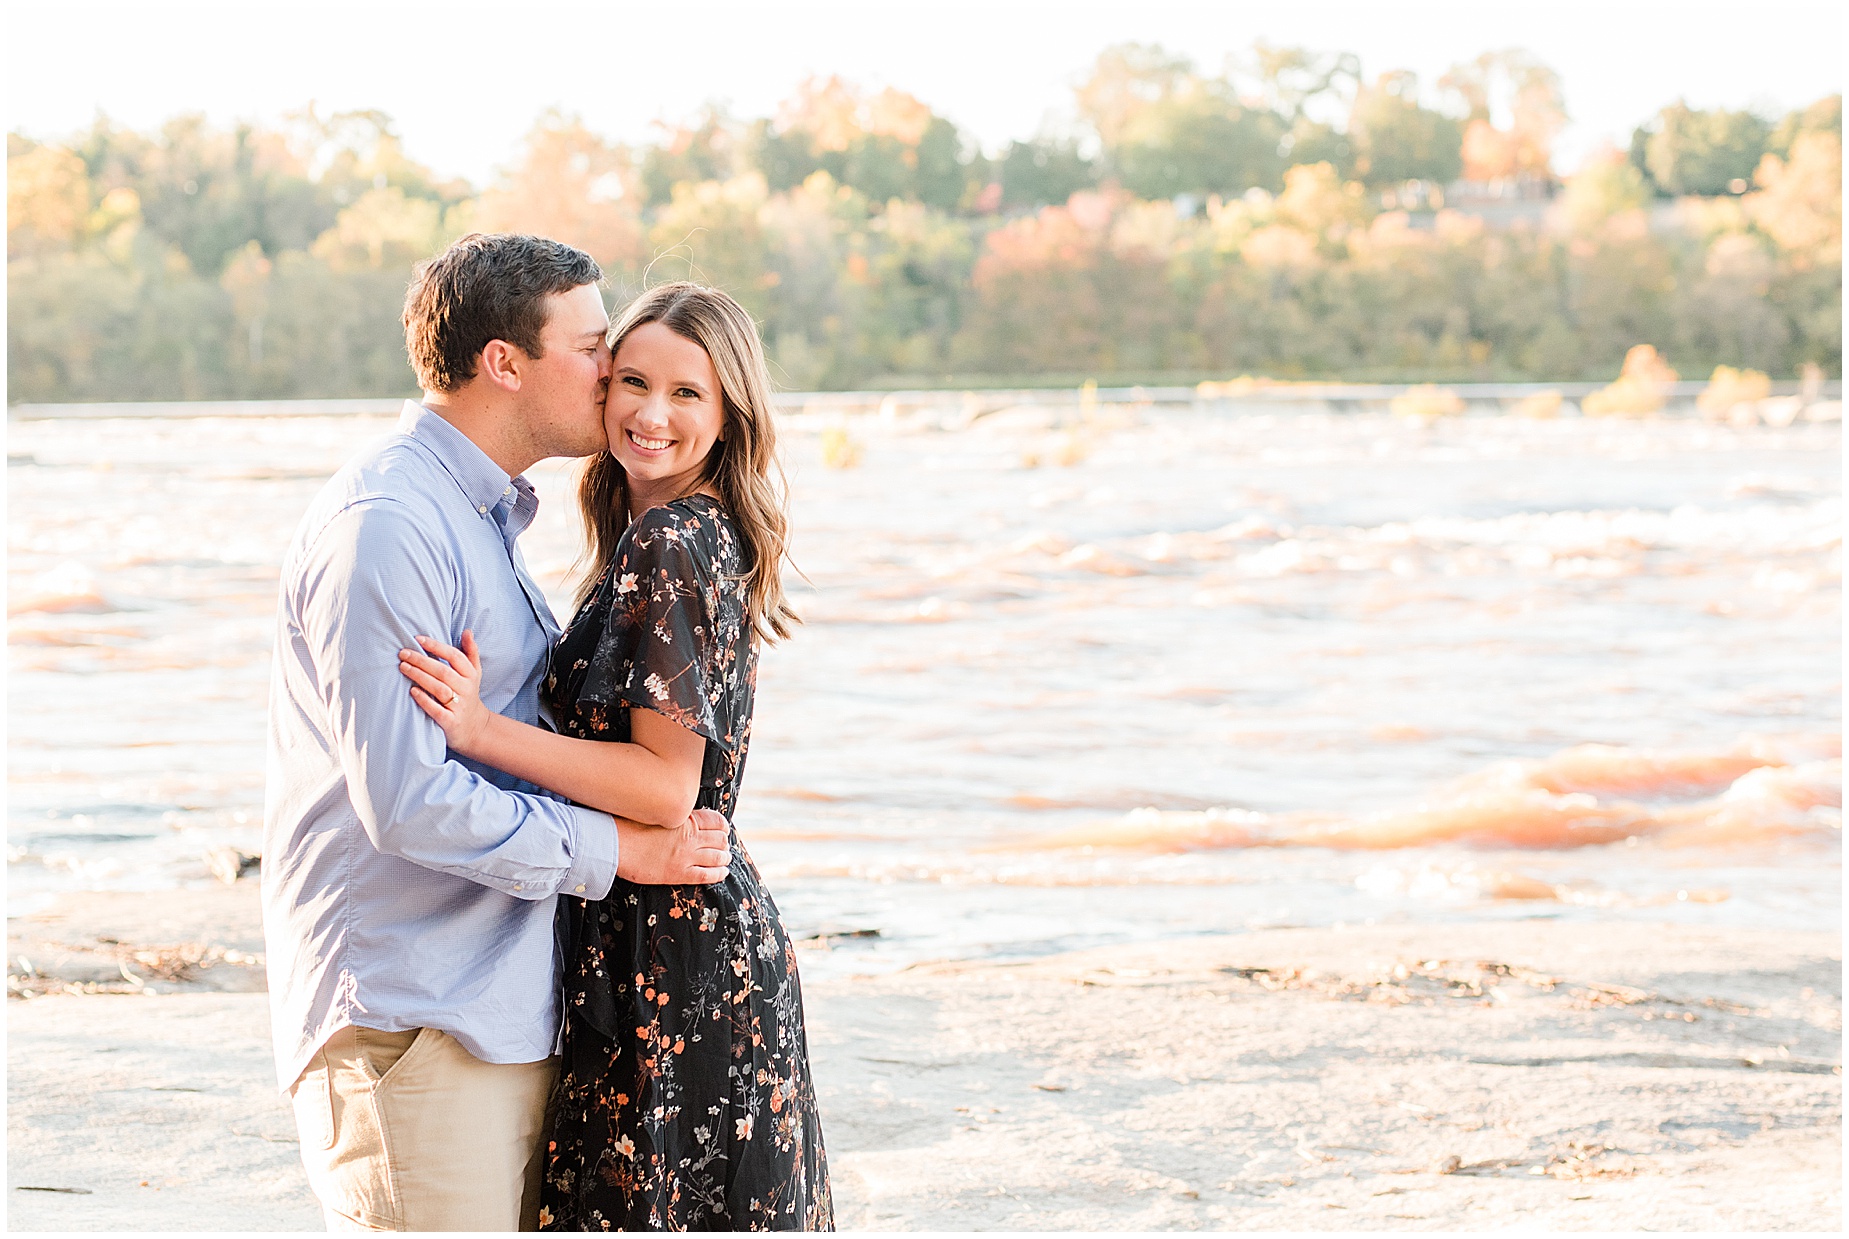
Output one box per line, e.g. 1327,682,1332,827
263,233,731,1232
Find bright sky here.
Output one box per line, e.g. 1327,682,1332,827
5,0,1842,185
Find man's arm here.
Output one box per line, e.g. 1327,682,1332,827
293,499,725,896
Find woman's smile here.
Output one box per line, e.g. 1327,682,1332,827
625,429,677,452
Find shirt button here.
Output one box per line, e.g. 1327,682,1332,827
575,884,586,893
478,503,488,514
513,883,523,891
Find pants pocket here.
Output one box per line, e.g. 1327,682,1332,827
293,1027,404,1230
354,1026,422,1087
290,1046,337,1151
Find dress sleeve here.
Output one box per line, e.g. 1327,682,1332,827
574,506,722,742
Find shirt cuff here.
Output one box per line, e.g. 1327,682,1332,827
563,805,619,900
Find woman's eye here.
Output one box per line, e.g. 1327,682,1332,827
623,375,646,388
677,388,699,399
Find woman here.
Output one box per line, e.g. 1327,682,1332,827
396,282,832,1231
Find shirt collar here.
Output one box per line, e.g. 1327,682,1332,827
399,401,534,534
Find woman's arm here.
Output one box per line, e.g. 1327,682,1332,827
399,632,703,827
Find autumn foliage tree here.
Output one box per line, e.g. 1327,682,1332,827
1444,51,1566,184
6,50,1841,401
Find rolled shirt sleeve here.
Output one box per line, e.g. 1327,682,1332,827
295,497,617,901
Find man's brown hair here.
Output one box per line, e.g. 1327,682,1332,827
403,233,602,392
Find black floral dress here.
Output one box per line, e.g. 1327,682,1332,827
539,495,832,1232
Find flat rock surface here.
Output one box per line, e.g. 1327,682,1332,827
9,992,320,1231
806,922,1841,1230
8,892,1841,1231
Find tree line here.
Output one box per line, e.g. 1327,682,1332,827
7,44,1841,401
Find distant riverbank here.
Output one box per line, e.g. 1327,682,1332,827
8,377,1842,422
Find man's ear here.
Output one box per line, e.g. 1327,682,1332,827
479,339,524,392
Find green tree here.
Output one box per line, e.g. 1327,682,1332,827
746,119,822,192
309,187,448,271
999,137,1099,208
1348,72,1464,186
826,133,911,204
640,108,739,207
123,115,320,274
1078,43,1293,198
746,79,979,213
912,116,969,211
856,200,978,377
1280,121,1354,179
1632,102,1772,195
1113,84,1289,198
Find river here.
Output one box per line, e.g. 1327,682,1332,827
8,403,1840,977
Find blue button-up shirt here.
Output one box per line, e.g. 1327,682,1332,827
262,401,618,1090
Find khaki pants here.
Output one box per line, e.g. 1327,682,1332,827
288,1025,559,1232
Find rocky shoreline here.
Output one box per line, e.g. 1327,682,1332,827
8,887,1842,1230
9,885,268,1000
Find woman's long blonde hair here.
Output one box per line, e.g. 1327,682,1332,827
577,282,798,642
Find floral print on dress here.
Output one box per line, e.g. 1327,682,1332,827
540,495,832,1232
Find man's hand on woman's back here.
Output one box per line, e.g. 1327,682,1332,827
614,809,731,884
